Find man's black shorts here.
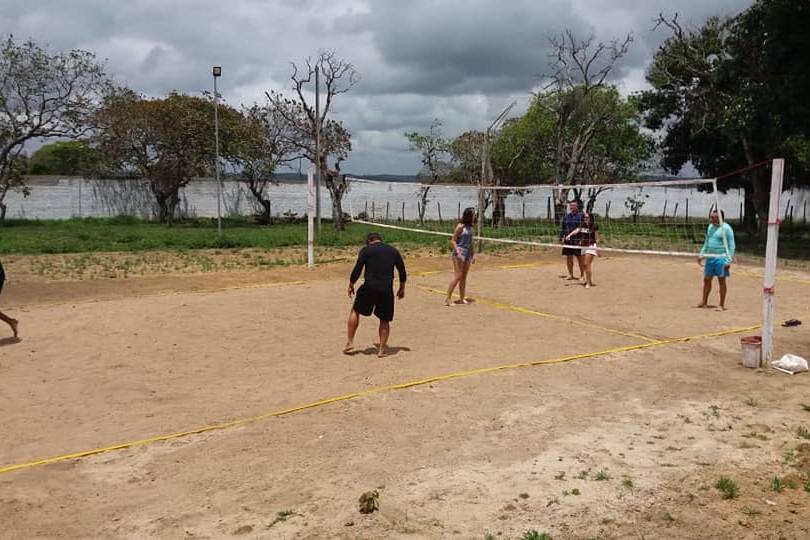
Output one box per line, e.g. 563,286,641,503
561,245,580,256
352,284,394,322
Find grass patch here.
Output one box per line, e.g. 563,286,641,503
742,506,761,516
520,531,552,540
594,469,610,481
770,477,785,493
714,477,739,499
266,510,302,528
622,477,634,489
797,426,810,440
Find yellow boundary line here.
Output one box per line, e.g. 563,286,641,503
417,285,660,343
0,323,759,476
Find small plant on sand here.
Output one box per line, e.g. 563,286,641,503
744,397,758,407
266,510,302,528
714,477,738,499
801,403,810,412
797,426,810,440
770,477,785,493
520,531,552,540
742,506,760,516
358,490,380,514
622,477,634,489
554,471,566,481
594,469,610,481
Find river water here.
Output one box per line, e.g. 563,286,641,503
5,177,809,223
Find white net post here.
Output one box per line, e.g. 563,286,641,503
761,158,784,366
307,166,315,269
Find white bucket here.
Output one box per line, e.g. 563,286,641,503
740,336,762,368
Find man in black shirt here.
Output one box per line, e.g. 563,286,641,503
345,232,406,357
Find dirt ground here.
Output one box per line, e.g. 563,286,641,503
1,249,810,539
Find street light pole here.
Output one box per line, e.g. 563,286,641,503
213,66,223,241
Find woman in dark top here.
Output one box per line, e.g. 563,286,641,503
445,207,475,306
0,261,19,338
564,213,600,289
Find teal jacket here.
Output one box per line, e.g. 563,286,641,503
700,222,735,265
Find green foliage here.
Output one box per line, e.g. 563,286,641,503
94,91,245,224
490,86,653,187
520,530,552,540
0,36,111,221
714,477,739,499
28,141,99,176
640,1,810,233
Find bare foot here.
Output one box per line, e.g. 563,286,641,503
10,319,18,338
454,299,469,305
585,283,591,289
717,306,728,311
343,343,354,354
566,276,578,280
444,299,454,306
695,304,707,308
377,347,387,358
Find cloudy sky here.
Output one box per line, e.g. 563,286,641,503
3,0,753,175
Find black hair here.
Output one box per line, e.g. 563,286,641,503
366,232,382,244
461,207,475,227
584,213,597,227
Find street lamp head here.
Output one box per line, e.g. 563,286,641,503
212,66,222,77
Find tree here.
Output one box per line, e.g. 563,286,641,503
0,36,111,222
266,50,358,230
28,140,99,175
227,104,296,224
405,119,451,222
639,1,810,235
490,84,652,215
542,31,639,218
94,91,243,224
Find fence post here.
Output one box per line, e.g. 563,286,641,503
685,198,689,223
371,201,375,220
661,200,668,222
546,197,551,220
385,201,389,221
522,199,526,220
437,201,442,224
364,200,368,216
673,202,679,218
605,200,611,220
457,201,461,220
402,201,405,221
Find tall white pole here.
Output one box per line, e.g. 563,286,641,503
307,166,316,268
761,158,784,366
213,68,222,241
315,66,321,237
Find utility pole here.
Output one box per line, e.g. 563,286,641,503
477,100,516,251
213,66,223,241
315,65,321,237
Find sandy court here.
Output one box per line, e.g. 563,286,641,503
1,251,810,538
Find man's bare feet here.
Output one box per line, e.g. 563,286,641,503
585,283,591,289
444,299,454,306
695,303,707,308
454,299,469,305
717,306,727,311
567,275,578,280
10,319,18,338
343,343,354,354
377,347,387,358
